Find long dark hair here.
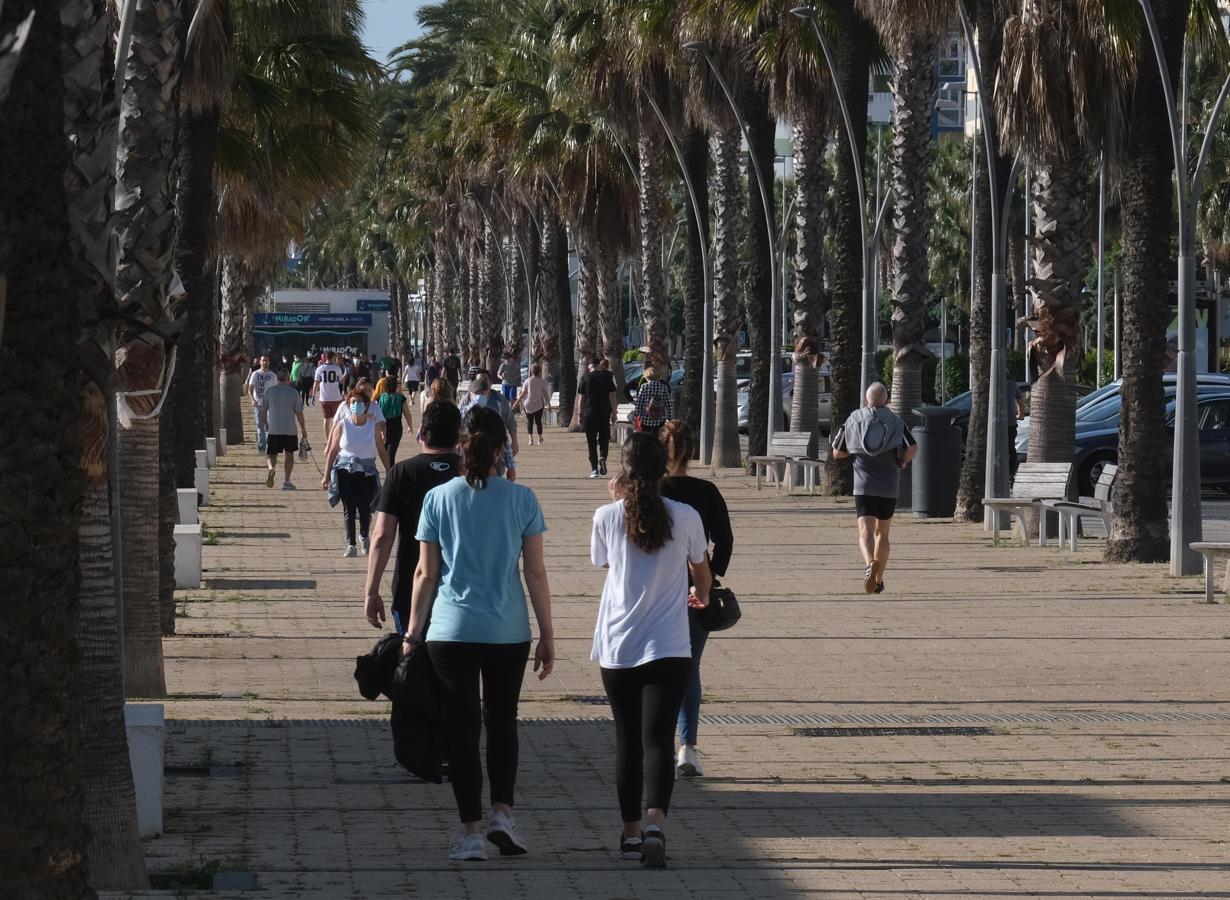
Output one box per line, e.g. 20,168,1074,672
621,432,671,553
462,404,506,488
659,419,693,472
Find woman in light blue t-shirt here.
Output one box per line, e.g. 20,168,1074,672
403,405,555,862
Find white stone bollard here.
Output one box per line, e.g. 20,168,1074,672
217,427,228,456
174,523,202,589
205,436,217,467
124,703,165,837
195,466,210,506
194,449,208,470
176,488,198,526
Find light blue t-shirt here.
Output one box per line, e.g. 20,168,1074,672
416,476,547,643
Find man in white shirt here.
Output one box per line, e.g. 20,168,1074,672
246,355,278,453
312,352,346,442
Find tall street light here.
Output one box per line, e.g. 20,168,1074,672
790,7,892,405
1136,0,1230,575
683,40,783,445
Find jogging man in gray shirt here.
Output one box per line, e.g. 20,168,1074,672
831,382,917,594
259,369,308,489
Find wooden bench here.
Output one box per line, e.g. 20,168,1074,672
1038,464,1117,551
1189,542,1230,604
750,432,814,491
982,462,1073,546
784,446,829,495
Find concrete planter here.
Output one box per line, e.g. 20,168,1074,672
176,488,197,526
124,703,164,837
174,523,202,589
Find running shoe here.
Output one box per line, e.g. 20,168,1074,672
619,833,642,860
863,561,880,594
589,468,600,478
359,536,370,556
640,826,666,868
676,745,704,777
448,832,488,862
343,544,357,558
264,469,275,488
281,481,295,491
485,810,528,855
874,581,885,595
599,458,607,476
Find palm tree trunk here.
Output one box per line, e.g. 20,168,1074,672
638,108,669,372
388,276,401,360
572,237,600,431
597,243,626,391
468,240,482,368
158,392,178,636
1009,207,1026,353
435,245,454,357
711,126,744,468
1026,156,1088,465
745,83,776,461
955,0,1012,522
826,0,873,493
1108,0,1189,562
480,220,506,373
556,224,577,423
534,207,561,378
679,126,708,439
219,255,250,444
888,31,940,424
0,4,92,892
791,109,829,433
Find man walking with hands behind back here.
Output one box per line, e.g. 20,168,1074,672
830,383,917,595
259,368,309,489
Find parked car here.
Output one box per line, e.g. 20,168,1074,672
943,383,1095,443
736,352,831,432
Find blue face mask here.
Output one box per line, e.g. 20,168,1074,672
349,401,365,416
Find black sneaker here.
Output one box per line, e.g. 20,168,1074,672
874,581,885,594
599,458,607,476
619,833,642,860
640,826,666,868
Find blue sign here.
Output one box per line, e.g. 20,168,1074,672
254,313,372,327
356,298,391,312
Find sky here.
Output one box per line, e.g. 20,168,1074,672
361,0,426,66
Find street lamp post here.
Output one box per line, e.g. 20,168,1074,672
790,7,892,405
1096,156,1107,387
1136,0,1230,575
684,41,782,444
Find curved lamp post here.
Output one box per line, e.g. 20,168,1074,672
790,7,893,409
1137,0,1230,576
684,40,782,445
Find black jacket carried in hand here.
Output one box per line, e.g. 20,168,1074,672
353,633,445,783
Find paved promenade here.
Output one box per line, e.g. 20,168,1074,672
123,428,1230,898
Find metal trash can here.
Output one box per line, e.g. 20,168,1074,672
911,406,961,518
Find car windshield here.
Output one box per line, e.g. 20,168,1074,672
943,391,972,411
1076,394,1123,422
735,355,791,380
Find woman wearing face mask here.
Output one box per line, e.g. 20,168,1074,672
321,388,390,557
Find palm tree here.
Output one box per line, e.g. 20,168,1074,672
572,237,600,429
0,1,91,893
711,124,744,467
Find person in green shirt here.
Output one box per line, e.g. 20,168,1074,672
290,353,304,383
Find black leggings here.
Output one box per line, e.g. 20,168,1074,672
384,417,403,462
428,641,531,823
526,409,543,436
336,468,376,545
601,657,691,823
584,418,611,469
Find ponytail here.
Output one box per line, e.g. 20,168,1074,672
658,419,694,472
462,404,506,488
620,432,671,552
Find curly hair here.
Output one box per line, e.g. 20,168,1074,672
620,432,671,553
430,376,455,404
658,419,694,472
461,404,507,488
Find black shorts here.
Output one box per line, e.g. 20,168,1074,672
266,434,299,456
855,495,897,520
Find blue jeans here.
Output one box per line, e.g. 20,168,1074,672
677,608,709,746
253,406,267,453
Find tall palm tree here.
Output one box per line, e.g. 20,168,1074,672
711,124,744,466
0,1,92,894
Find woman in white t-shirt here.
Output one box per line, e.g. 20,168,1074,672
321,388,389,557
590,433,711,869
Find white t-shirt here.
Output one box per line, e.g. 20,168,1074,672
404,363,421,383
590,498,707,669
246,369,278,402
332,401,386,426
338,416,379,460
314,364,345,402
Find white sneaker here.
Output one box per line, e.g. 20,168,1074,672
589,468,600,478
359,536,370,556
343,544,357,558
485,810,528,855
677,745,704,777
448,832,488,861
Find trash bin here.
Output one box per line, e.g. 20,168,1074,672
911,406,962,518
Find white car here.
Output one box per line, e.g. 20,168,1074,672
735,353,831,432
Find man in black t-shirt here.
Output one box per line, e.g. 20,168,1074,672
578,357,618,478
363,400,462,633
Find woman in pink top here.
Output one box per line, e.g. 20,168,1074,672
515,364,551,446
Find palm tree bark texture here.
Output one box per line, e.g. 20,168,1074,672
555,222,577,424
679,125,709,440
824,0,873,494
744,81,777,463
480,219,506,373
1108,0,1191,561
955,0,1013,522
572,237,600,431
0,2,93,895
533,209,561,383
791,108,829,435
218,254,255,443
711,126,744,468
637,106,670,373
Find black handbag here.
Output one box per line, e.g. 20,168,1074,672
697,580,741,632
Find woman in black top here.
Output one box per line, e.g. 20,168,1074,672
658,420,733,777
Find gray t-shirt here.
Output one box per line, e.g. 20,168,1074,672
832,412,915,498
498,360,521,387
259,382,303,436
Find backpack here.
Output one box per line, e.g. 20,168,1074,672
839,406,903,458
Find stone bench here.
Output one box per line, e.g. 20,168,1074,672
749,432,814,491
613,404,636,444
1190,542,1230,605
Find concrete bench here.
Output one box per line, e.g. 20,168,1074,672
545,392,562,427
613,404,636,444
216,427,227,455
749,432,814,491
124,703,164,837
205,437,217,466
176,487,198,526
194,466,210,506
1038,464,1117,552
194,449,208,470
174,523,202,589
982,462,1072,546
1190,542,1230,604
784,446,830,495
